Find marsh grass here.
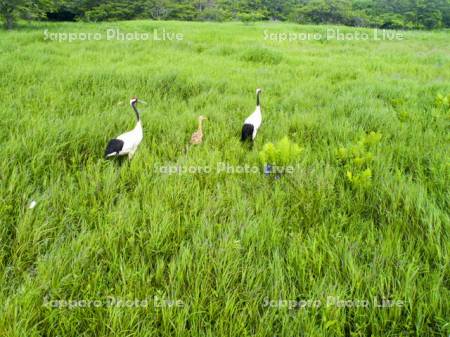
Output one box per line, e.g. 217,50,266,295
0,20,449,336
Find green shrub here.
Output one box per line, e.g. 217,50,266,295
197,7,229,22
397,111,410,122
337,132,382,189
435,93,450,110
259,137,303,168
346,168,372,189
237,12,265,24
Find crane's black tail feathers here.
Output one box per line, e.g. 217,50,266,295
241,124,254,142
105,139,124,158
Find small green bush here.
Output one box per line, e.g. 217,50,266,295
337,132,382,189
435,93,450,110
346,168,372,189
397,111,410,122
259,137,303,168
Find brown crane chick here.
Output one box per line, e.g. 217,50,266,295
190,115,208,145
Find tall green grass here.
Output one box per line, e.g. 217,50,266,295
0,20,449,336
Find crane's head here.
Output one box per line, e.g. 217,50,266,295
130,97,147,106
198,115,208,121
256,88,262,95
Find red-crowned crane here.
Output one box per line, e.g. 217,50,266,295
105,97,146,159
241,89,262,142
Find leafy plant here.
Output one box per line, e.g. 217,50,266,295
346,168,372,189
362,131,382,146
259,137,303,174
397,111,410,122
337,132,382,189
435,93,450,110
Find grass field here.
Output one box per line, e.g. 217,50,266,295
0,20,449,336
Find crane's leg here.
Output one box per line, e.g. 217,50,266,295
128,150,135,160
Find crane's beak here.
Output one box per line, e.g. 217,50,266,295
139,100,147,105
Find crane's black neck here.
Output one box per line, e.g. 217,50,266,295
256,91,260,107
131,102,140,121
